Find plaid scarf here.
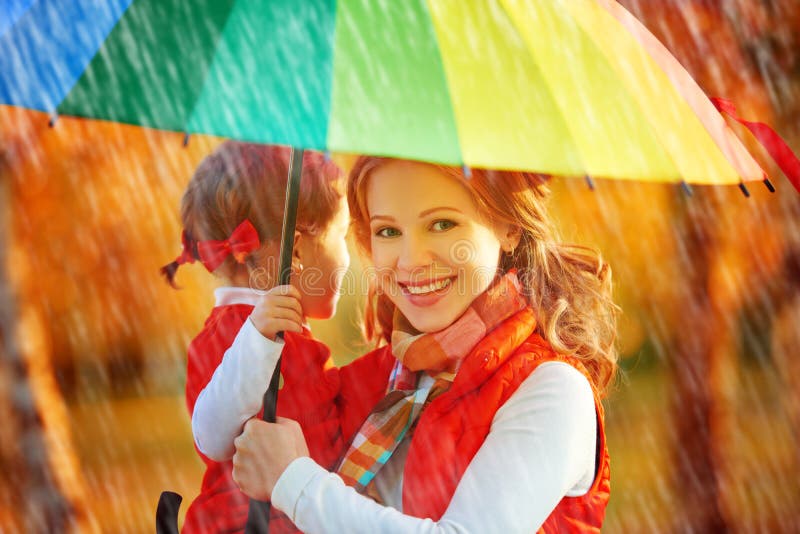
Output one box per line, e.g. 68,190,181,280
337,272,528,492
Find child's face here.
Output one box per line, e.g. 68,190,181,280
366,160,510,333
296,197,351,319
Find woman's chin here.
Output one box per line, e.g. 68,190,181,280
400,305,463,334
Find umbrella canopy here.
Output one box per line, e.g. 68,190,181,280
0,0,771,186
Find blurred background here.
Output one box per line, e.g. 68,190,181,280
1,1,799,532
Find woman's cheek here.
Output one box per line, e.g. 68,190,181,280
370,241,394,270
376,267,395,299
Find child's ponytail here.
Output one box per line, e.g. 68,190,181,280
160,231,197,288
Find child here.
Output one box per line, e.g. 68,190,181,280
218,157,618,532
161,141,350,533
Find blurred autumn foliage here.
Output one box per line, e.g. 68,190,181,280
1,1,799,532
3,113,223,389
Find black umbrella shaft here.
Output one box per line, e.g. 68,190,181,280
245,146,304,534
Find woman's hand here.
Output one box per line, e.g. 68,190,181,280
232,417,310,501
249,285,304,341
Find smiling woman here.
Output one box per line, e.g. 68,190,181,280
350,159,618,386
225,157,619,533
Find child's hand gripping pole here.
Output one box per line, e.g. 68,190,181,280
244,147,305,534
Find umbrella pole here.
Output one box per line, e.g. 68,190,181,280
244,146,304,534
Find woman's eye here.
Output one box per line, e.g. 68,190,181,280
431,219,456,232
375,226,401,238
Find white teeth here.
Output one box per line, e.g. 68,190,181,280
405,278,452,295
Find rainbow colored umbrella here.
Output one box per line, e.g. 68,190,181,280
3,0,794,189
3,1,797,532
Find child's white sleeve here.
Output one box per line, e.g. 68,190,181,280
192,318,284,461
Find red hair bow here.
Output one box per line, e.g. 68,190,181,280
196,220,261,272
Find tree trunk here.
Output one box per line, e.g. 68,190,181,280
666,192,730,533
0,148,97,532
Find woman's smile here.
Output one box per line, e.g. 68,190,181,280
398,276,456,307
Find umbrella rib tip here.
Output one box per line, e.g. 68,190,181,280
738,182,751,198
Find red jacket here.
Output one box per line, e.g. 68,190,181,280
182,304,352,534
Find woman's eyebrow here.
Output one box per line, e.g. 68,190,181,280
419,207,463,218
370,207,463,222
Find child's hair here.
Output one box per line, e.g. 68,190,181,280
348,157,618,396
163,142,343,286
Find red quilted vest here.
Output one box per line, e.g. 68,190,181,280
398,308,611,531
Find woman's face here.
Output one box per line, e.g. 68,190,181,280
366,160,513,333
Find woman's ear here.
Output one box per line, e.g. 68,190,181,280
501,225,523,253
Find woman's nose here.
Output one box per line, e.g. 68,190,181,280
396,234,434,273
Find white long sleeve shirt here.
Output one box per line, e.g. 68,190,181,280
192,287,282,460
192,291,598,532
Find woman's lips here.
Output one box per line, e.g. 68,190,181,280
399,277,455,308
